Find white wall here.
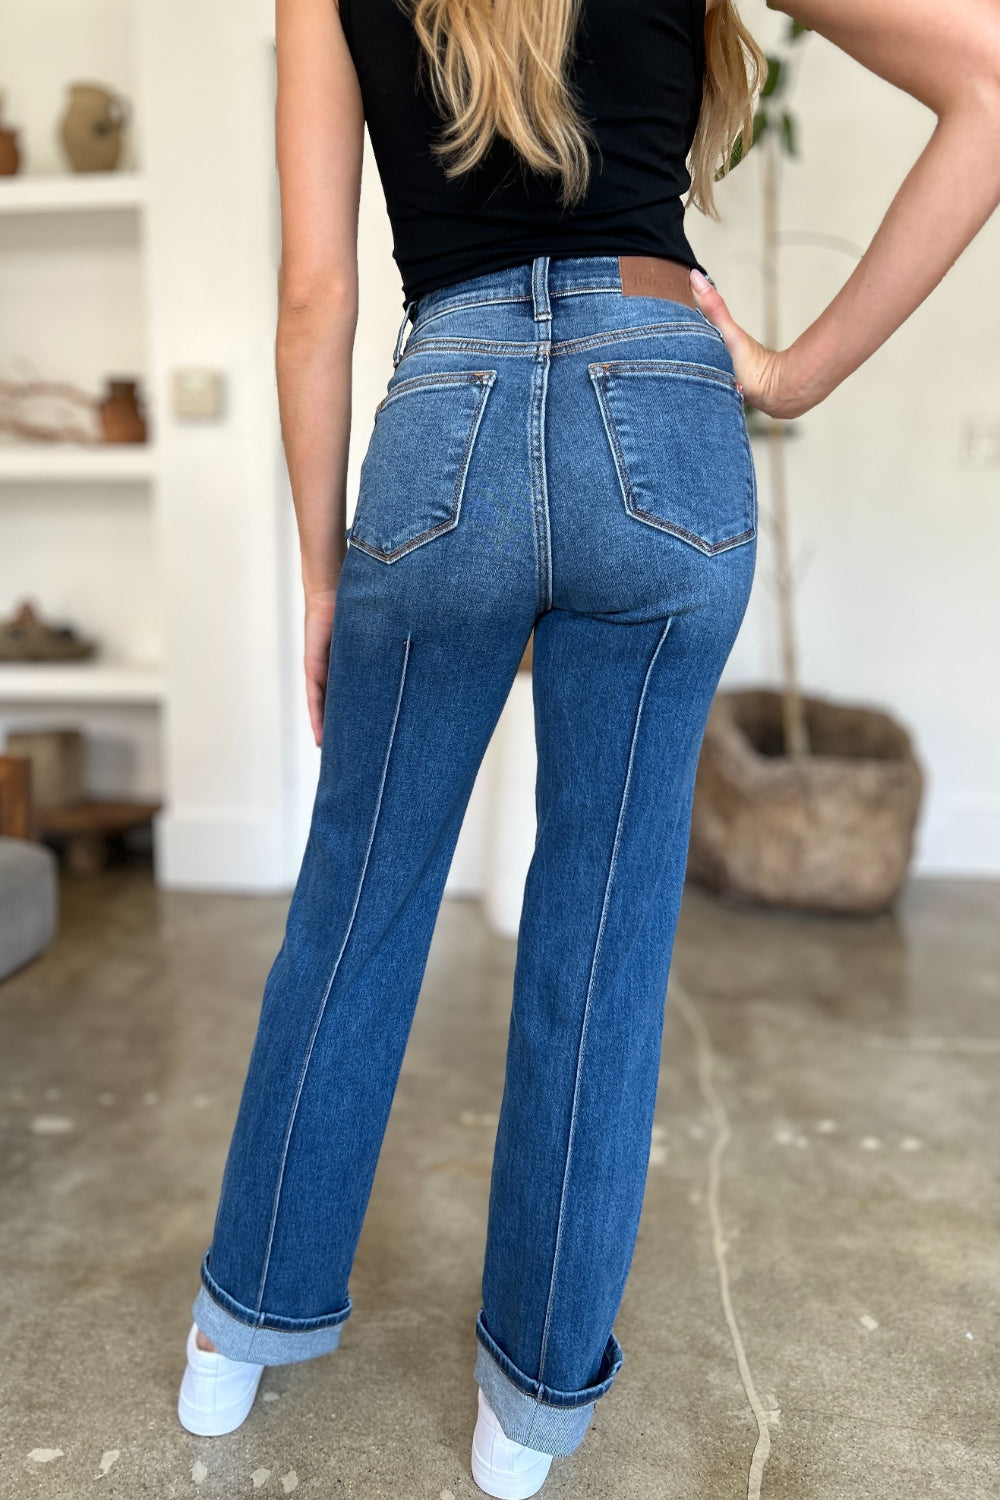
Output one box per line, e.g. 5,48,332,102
138,0,298,889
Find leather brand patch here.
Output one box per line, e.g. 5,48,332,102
619,255,697,307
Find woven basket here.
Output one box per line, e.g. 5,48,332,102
687,689,924,914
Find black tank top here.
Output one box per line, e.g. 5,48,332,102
338,0,709,306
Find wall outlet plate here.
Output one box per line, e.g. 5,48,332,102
172,369,226,420
959,418,1000,468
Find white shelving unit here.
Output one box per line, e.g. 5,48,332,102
0,661,164,704
0,170,147,214
0,167,161,705
0,8,164,799
0,443,156,483
0,172,156,499
3,2,300,889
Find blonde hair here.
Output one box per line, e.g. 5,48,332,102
404,0,768,217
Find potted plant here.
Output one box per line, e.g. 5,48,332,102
687,16,923,915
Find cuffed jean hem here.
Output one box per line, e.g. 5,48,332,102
473,1310,624,1457
192,1257,351,1366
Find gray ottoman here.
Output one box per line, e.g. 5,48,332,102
0,836,58,981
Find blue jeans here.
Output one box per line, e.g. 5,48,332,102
192,255,757,1456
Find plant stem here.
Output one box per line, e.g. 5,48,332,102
761,127,809,757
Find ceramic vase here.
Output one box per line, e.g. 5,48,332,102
0,95,20,175
60,83,129,173
98,379,147,443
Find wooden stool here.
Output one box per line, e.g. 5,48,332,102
36,798,161,876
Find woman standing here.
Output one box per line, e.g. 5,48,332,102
177,1,1000,1494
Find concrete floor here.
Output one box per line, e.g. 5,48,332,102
0,866,997,1499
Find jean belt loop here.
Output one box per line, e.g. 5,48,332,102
531,256,552,326
392,299,417,368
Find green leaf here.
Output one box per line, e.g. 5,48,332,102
719,105,773,178
781,111,798,156
761,57,783,98
723,131,746,175
788,20,812,41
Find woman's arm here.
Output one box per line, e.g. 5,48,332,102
691,0,1000,417
275,0,363,744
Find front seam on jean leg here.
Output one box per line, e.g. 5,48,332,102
253,634,414,1315
532,618,674,1414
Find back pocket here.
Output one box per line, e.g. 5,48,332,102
349,370,496,563
588,360,756,555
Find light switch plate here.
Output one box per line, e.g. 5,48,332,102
959,418,1000,468
172,368,226,420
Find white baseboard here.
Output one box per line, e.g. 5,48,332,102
154,809,294,892
154,791,1000,897
914,795,1000,877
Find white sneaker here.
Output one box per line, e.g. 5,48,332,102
177,1322,265,1436
471,1387,554,1499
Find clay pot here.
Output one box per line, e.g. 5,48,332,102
0,125,19,176
59,83,129,173
687,688,924,915
97,378,147,443
0,94,20,175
